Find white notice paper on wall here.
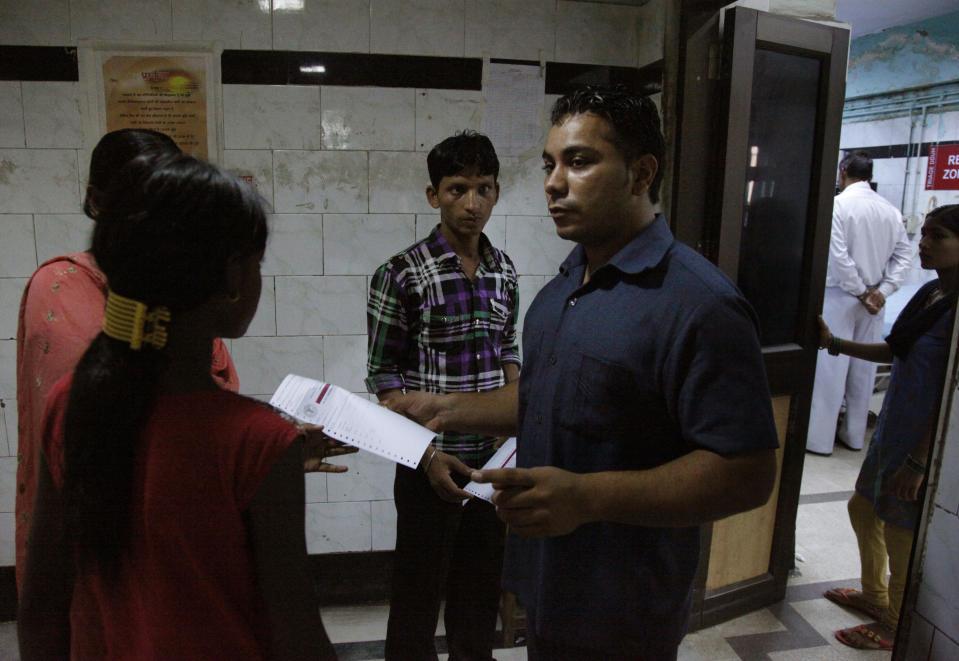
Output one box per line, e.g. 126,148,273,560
464,437,517,503
482,61,544,157
269,374,435,469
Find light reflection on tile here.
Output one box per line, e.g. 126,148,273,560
322,87,415,151
172,0,273,49
273,0,371,53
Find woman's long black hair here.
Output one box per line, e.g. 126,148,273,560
83,129,179,220
62,153,268,576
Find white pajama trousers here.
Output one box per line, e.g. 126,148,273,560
806,287,883,454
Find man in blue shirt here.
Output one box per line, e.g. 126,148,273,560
391,86,779,660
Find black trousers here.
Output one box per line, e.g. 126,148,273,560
385,463,506,661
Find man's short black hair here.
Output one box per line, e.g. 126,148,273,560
427,131,499,189
550,85,665,204
840,150,873,181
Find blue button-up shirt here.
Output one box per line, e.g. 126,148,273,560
506,215,779,655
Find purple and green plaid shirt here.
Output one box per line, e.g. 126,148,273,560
366,226,521,465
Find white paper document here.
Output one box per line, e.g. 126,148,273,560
269,374,435,469
464,437,517,503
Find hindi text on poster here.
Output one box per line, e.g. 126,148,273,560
103,55,209,159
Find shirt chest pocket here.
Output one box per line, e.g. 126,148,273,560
557,352,642,442
420,307,468,353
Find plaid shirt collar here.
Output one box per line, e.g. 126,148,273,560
425,224,504,273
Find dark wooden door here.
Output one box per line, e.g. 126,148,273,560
671,6,850,628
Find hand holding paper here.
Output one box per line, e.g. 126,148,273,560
298,424,358,473
470,457,590,538
270,375,435,469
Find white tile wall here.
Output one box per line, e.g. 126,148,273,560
263,214,324,276
0,83,25,148
21,82,83,149
0,0,671,565
0,513,13,566
371,499,397,551
327,452,395,502
274,150,369,213
305,472,329,503
323,334,368,393
323,214,415,275
369,151,432,213
322,87,416,151
246,276,277,337
414,89,484,152
506,216,573,276
2,400,16,457
915,506,959,643
555,0,641,67
0,279,28,340
224,150,276,207
0,1,70,46
371,0,466,57
0,340,16,400
231,335,325,395
0,150,81,214
70,0,174,42
275,276,367,335
172,0,273,50
0,457,16,513
0,403,7,458
272,0,371,53
34,214,93,264
306,501,372,553
0,216,39,277
464,0,556,61
498,154,549,216
223,85,324,150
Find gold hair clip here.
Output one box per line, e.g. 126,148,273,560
102,290,171,350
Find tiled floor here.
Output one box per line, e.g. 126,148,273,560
0,426,892,660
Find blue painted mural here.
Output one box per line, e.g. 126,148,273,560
847,9,959,98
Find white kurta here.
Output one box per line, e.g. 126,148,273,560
807,182,913,455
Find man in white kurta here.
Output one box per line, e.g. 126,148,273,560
807,152,913,455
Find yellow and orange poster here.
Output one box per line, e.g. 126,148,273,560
102,55,210,159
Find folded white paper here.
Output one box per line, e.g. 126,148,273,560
269,374,435,469
464,437,517,503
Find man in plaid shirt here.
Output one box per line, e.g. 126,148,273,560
366,131,521,660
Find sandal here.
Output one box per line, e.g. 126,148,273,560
824,587,885,621
835,623,894,650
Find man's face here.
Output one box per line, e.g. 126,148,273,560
542,113,638,247
427,167,499,242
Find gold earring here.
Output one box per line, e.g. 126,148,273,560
227,291,240,303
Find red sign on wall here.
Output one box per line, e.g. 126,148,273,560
926,145,959,190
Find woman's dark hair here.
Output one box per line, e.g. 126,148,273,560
84,129,179,220
550,84,665,204
63,153,267,576
427,130,499,189
926,204,959,234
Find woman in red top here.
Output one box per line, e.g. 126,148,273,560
15,129,240,593
18,153,345,660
